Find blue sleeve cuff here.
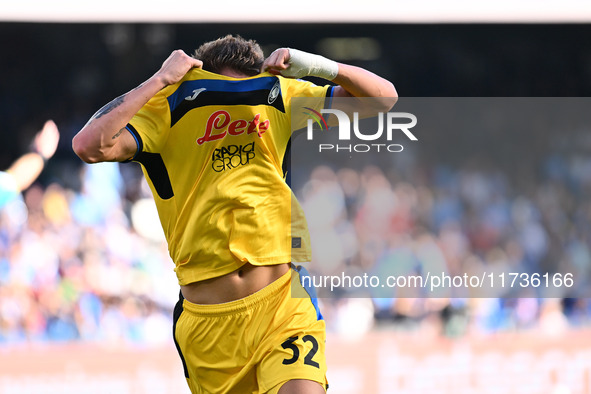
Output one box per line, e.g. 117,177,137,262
121,124,143,163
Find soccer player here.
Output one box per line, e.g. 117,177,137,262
72,35,396,393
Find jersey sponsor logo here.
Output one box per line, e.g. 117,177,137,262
268,80,281,104
184,88,207,101
197,110,270,145
211,142,255,172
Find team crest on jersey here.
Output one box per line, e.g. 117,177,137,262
197,110,270,145
267,80,281,105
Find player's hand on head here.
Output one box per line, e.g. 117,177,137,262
261,48,338,81
156,50,203,86
261,48,291,76
33,120,60,160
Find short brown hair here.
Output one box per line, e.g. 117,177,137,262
193,35,264,76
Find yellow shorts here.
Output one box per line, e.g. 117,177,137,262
173,266,327,394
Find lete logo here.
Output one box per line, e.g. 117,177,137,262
196,110,270,145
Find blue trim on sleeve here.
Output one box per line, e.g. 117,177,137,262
121,124,143,162
325,86,334,109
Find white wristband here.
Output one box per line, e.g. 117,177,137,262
280,48,339,81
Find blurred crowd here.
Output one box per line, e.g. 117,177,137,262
299,151,591,338
0,161,179,344
1,132,591,344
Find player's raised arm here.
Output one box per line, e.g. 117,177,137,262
72,50,202,163
6,120,59,192
261,47,397,106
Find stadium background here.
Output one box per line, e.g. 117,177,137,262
1,20,591,393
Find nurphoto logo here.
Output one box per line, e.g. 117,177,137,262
304,108,418,153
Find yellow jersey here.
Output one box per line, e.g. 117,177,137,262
125,68,333,285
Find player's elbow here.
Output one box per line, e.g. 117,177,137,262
385,81,398,99
72,133,103,164
375,81,398,112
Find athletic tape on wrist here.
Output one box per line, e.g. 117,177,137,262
281,48,339,81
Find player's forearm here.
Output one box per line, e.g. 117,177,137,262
73,50,202,163
72,75,166,163
261,48,397,104
332,63,397,99
6,153,45,192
